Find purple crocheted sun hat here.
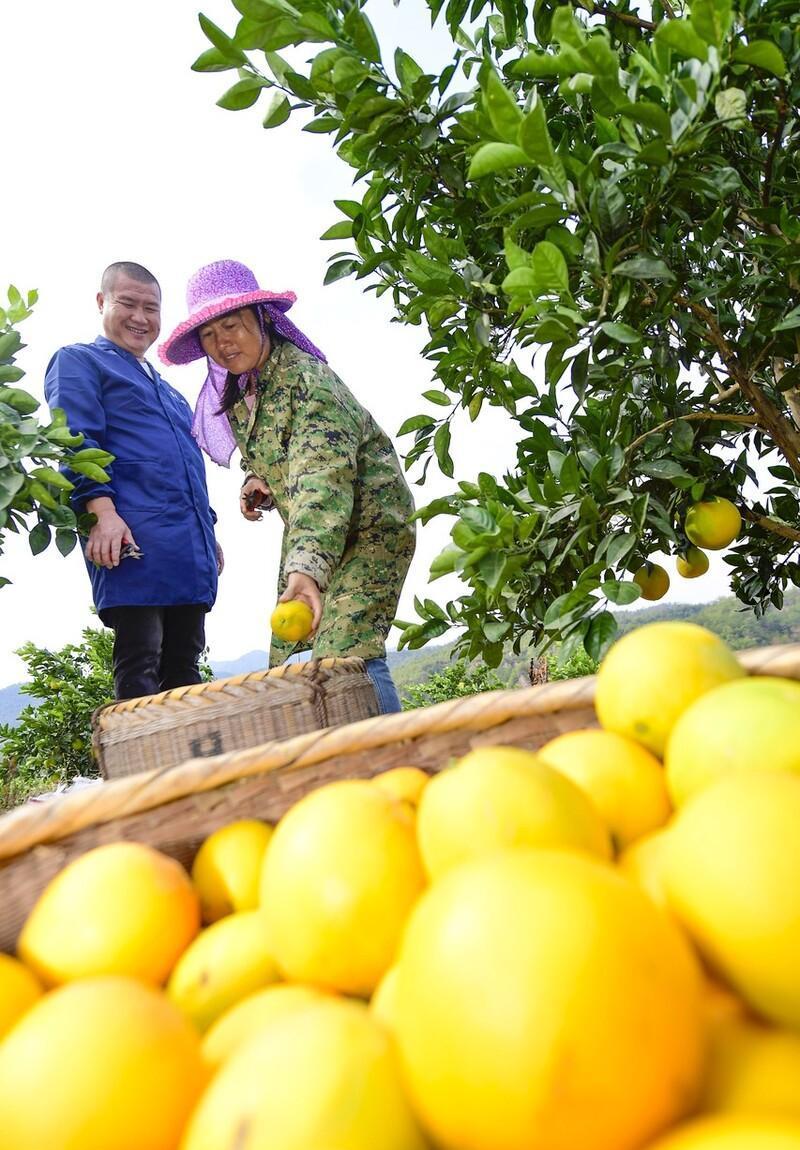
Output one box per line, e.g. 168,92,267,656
158,260,296,366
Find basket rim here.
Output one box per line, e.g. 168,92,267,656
1,641,798,864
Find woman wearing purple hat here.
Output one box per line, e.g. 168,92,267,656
159,260,416,713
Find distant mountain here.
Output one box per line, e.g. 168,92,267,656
0,684,26,728
209,651,268,677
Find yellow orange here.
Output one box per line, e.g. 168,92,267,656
260,780,425,995
677,546,710,579
665,771,800,1028
191,818,273,923
538,728,671,850
644,1115,800,1149
270,600,313,643
182,998,428,1150
0,953,42,1039
202,983,331,1068
394,849,706,1150
17,842,199,987
685,497,741,550
595,622,744,757
665,676,800,806
416,745,611,881
372,766,430,807
0,976,206,1150
167,910,280,1032
702,1007,800,1120
634,562,670,600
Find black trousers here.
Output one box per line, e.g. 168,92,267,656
99,605,207,701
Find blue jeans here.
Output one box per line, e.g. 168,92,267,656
365,657,402,714
284,651,401,714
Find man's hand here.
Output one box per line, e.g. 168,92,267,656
85,497,137,569
216,540,225,576
240,475,274,521
280,571,323,635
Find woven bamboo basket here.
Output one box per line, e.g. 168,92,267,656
1,641,798,955
91,657,379,781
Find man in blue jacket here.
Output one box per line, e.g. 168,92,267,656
45,261,220,700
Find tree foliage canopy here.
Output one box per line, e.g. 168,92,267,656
194,0,800,664
0,288,113,582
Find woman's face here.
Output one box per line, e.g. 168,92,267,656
198,308,271,373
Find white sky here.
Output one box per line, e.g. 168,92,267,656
0,0,730,687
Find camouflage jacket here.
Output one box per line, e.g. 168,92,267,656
228,341,416,665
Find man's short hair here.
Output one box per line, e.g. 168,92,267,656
101,262,161,296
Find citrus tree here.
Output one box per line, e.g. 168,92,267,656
193,0,800,664
0,286,112,582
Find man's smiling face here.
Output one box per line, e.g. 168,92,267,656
97,270,161,357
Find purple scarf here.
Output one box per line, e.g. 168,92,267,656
192,303,327,466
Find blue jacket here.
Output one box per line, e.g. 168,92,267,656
44,337,218,612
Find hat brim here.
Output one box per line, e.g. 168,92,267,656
158,290,297,366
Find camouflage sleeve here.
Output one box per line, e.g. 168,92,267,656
283,380,361,591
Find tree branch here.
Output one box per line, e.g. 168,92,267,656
589,3,656,31
674,295,800,477
626,412,756,457
741,506,800,545
763,91,788,208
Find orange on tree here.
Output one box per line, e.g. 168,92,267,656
595,621,744,757
664,676,800,806
270,599,313,643
633,561,670,600
0,975,206,1150
677,546,710,579
17,841,200,987
394,849,707,1150
684,497,742,550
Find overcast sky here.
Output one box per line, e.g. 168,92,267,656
0,0,730,687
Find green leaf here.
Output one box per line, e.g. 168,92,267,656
29,467,73,491
654,18,708,60
690,0,733,48
639,458,689,479
773,307,800,333
198,13,249,65
618,101,671,139
262,92,291,128
732,40,786,77
323,259,358,285
55,528,77,557
715,88,747,129
395,48,424,92
397,414,436,436
434,423,454,478
331,56,369,92
518,96,555,166
482,66,522,144
0,387,38,415
191,47,240,73
28,522,51,556
599,321,642,344
585,611,618,661
217,77,270,111
601,579,640,605
606,533,637,566
532,241,569,293
69,461,110,483
468,143,530,179
344,7,381,64
612,256,675,281
320,220,354,241
423,390,452,407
